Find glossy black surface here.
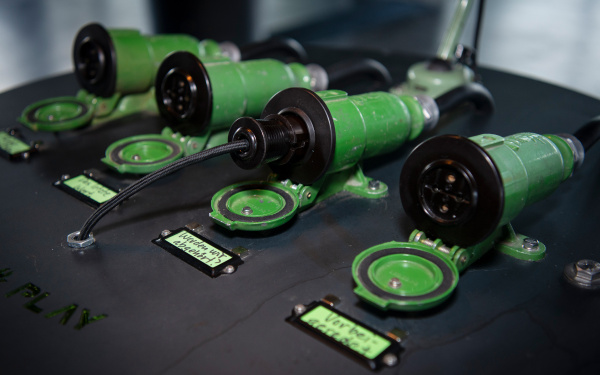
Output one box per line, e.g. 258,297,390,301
0,47,599,374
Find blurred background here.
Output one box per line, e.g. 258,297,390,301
1,0,599,98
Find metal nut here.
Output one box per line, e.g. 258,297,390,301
564,259,600,289
67,231,95,248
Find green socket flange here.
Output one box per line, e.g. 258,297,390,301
210,88,433,231
101,127,228,174
352,132,581,311
19,23,231,132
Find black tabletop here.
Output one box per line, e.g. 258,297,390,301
1,47,599,374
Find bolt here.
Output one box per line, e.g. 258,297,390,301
564,259,600,289
241,206,253,215
522,238,539,250
575,259,600,274
439,204,449,213
161,230,171,237
22,152,30,160
306,192,312,199
446,174,456,183
459,255,468,264
389,277,402,288
132,154,140,161
382,353,398,367
61,174,70,181
222,265,236,274
293,304,306,315
368,180,381,190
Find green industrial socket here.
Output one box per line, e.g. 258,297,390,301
102,52,322,174
352,131,585,311
209,87,439,231
19,23,234,132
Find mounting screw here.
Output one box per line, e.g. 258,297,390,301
241,206,253,215
61,174,70,181
293,304,306,315
382,353,398,367
161,230,171,237
306,192,312,199
564,259,600,289
22,152,30,160
389,277,402,288
368,180,381,190
222,265,236,274
522,238,539,250
132,154,140,161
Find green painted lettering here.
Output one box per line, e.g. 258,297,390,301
6,283,41,298
24,292,50,313
0,268,13,282
74,308,107,330
45,304,78,325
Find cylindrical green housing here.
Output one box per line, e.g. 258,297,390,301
472,133,573,226
320,90,425,174
400,132,576,247
73,23,225,97
207,60,312,128
156,52,314,136
229,88,429,185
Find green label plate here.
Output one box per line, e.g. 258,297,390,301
54,174,118,208
0,131,32,159
152,228,243,277
286,301,401,370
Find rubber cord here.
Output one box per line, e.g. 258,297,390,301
435,82,495,115
240,37,307,63
76,140,249,241
573,115,600,152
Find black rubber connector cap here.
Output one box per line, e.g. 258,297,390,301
155,51,213,136
261,88,336,185
73,23,116,97
400,135,504,247
229,116,291,170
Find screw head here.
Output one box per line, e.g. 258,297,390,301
293,304,306,315
161,230,171,237
241,206,253,215
61,174,70,181
222,265,236,274
132,154,141,161
382,353,398,367
389,277,402,288
368,180,381,190
522,238,539,250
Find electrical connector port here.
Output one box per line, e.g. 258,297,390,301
73,23,116,97
400,135,504,247
155,52,213,135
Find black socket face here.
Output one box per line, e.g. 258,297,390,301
76,38,106,85
155,51,213,135
400,135,504,247
160,68,197,119
72,23,116,97
418,160,476,225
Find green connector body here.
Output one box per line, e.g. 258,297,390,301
74,23,227,97
351,131,579,311
211,88,430,231
204,60,313,130
471,133,573,229
20,23,230,132
353,132,579,311
317,90,425,175
401,132,575,247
